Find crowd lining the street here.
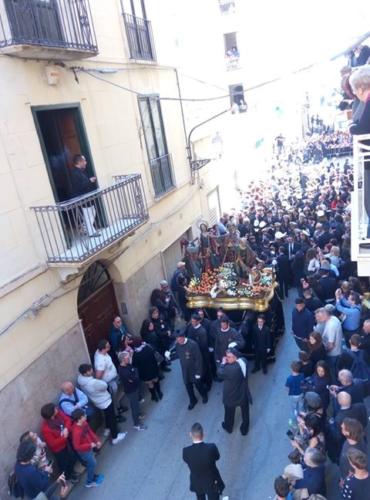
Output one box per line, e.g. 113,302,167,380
8,61,370,500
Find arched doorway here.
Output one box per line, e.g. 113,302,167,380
77,261,119,355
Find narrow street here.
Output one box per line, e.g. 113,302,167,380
70,292,300,500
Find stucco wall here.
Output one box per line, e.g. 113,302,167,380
0,321,89,498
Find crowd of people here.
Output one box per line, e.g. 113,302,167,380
291,130,353,164
10,150,370,499
9,61,370,500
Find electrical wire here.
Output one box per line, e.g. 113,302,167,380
73,30,370,104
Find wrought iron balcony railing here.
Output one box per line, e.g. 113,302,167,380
0,0,98,59
219,1,236,15
31,174,148,265
122,9,155,61
149,154,175,197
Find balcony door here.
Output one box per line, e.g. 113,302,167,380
33,105,96,203
5,0,63,45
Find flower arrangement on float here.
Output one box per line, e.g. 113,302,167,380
187,264,273,299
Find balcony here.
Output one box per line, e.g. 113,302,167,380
219,0,236,15
31,174,148,265
351,134,370,276
0,0,98,60
122,10,155,61
225,51,240,71
150,154,175,197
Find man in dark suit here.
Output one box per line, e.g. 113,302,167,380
175,330,208,410
186,313,212,391
251,315,271,374
69,154,100,237
276,246,291,298
284,234,301,261
182,422,225,500
217,348,252,435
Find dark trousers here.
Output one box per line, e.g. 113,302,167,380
196,493,219,500
201,351,212,390
279,279,289,298
126,389,140,426
54,447,76,480
208,351,217,378
185,380,207,404
103,400,118,439
254,350,268,372
224,401,249,434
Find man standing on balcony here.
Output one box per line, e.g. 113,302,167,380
69,154,100,238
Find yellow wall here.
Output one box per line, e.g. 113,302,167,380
0,0,224,390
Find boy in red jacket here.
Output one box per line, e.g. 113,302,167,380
71,408,104,488
40,403,78,483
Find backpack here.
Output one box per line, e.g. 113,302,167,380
8,471,24,498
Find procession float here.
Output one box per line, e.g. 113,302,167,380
181,221,284,358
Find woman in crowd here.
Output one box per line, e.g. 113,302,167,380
140,319,161,352
307,332,326,365
132,337,163,402
305,248,320,275
309,361,332,410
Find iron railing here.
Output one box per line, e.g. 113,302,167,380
122,10,155,61
149,154,174,197
0,0,98,53
351,134,370,247
219,1,236,14
225,53,240,71
31,174,148,264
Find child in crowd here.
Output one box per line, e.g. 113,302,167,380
71,409,104,488
19,431,51,472
285,361,304,424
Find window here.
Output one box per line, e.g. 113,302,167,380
224,32,240,70
139,96,174,197
121,0,156,61
229,84,247,113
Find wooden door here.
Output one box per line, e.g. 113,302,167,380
78,280,119,355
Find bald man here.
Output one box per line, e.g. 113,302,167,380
327,391,368,464
59,381,89,417
334,391,368,430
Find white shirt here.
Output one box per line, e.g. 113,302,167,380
94,350,117,383
322,316,343,357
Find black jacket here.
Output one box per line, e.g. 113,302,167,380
132,344,159,382
217,359,252,407
251,324,271,353
176,338,203,383
118,364,140,394
186,324,209,353
69,166,96,198
276,253,291,281
182,442,224,495
214,328,244,363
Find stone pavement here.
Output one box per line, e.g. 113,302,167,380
67,291,328,500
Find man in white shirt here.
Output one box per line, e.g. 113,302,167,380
315,307,343,378
78,364,126,444
94,339,125,418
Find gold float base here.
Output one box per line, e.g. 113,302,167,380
186,285,276,312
